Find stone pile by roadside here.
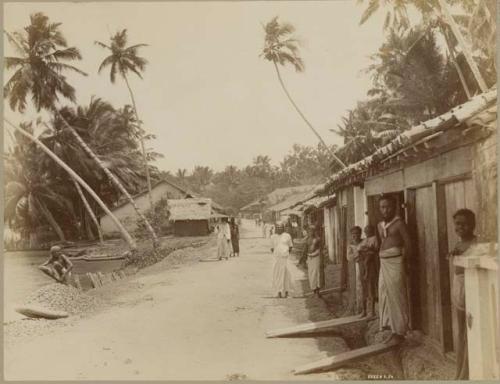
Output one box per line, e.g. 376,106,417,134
25,283,103,315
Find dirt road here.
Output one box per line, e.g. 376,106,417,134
5,221,344,380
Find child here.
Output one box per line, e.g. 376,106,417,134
347,226,363,315
358,225,379,318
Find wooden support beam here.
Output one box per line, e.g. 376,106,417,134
292,339,400,375
304,286,341,297
265,315,370,338
73,275,82,290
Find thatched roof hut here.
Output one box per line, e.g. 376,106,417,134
167,198,214,236
168,198,212,221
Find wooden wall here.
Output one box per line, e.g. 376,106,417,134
362,134,496,353
173,220,209,236
472,134,497,242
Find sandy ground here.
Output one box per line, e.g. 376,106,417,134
5,221,347,381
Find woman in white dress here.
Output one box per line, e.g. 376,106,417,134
270,222,293,298
217,218,231,260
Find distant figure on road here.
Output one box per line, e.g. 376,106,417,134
217,217,231,261
305,227,321,297
270,222,293,298
449,208,477,380
39,245,73,284
377,195,411,344
229,217,240,257
262,222,268,238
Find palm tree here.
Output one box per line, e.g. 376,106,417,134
260,16,346,169
4,118,137,249
40,117,105,243
4,13,157,249
358,0,489,93
94,30,154,209
4,125,73,244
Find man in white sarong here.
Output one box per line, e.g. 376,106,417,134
305,227,321,297
217,218,231,260
270,222,293,298
377,195,411,344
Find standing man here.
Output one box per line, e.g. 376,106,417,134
377,195,411,344
305,227,321,297
449,208,477,380
229,217,240,257
270,222,293,298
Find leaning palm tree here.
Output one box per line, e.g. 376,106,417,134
260,17,346,169
4,118,137,250
95,30,154,209
4,13,158,249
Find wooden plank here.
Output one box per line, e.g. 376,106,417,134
304,286,341,297
97,272,106,286
73,274,82,290
436,182,453,352
293,339,400,375
266,315,369,338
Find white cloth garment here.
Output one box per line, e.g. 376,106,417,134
216,223,231,259
378,248,409,335
271,232,293,295
307,255,320,290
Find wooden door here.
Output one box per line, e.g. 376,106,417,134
444,179,478,352
413,186,442,343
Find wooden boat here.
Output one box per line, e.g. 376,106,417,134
69,255,126,275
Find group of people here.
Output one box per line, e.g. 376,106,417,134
269,194,477,380
215,217,240,260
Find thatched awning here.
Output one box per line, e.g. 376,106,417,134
168,198,212,221
316,89,497,196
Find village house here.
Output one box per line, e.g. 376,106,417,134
263,185,318,223
168,198,217,236
310,90,498,377
100,178,194,236
239,200,266,219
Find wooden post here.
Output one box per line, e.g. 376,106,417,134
458,254,499,379
435,182,454,352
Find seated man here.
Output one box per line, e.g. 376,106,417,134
39,245,73,284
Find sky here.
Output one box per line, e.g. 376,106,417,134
3,1,389,173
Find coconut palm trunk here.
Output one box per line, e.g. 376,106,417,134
71,178,104,244
4,118,137,250
273,62,347,169
54,109,159,248
440,24,472,99
438,0,488,93
123,76,154,211
34,196,66,242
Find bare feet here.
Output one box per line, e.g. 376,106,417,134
359,311,367,318
383,333,404,344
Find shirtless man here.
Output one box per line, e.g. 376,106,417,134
39,245,74,284
377,195,411,344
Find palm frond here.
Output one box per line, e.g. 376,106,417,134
4,56,25,70
360,0,381,25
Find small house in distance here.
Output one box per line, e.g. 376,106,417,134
168,198,213,236
100,178,193,236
